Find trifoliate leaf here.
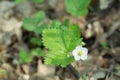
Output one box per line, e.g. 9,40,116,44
23,11,46,31
65,0,91,16
42,24,83,67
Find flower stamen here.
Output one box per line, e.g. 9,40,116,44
78,50,83,56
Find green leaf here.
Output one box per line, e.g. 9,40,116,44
116,66,120,76
45,51,74,67
42,24,82,67
32,0,43,3
16,0,25,4
34,23,48,34
67,25,83,52
100,41,108,49
50,20,62,29
30,37,42,46
31,48,44,57
63,19,70,27
23,11,46,31
33,11,46,22
23,18,38,31
0,68,6,79
65,0,91,16
19,51,32,64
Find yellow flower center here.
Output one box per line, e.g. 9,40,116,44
78,50,83,56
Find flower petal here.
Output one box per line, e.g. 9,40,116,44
72,49,78,56
80,54,87,60
82,48,88,55
74,54,81,61
76,46,82,51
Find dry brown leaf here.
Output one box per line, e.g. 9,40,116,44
37,59,55,79
0,17,22,47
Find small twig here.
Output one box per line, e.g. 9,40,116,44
67,64,80,79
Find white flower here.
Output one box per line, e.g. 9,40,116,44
72,46,88,61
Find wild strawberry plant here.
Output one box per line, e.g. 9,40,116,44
19,11,47,64
19,0,91,67
42,21,85,67
65,0,91,16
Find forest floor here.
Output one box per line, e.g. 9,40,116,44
0,0,120,80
